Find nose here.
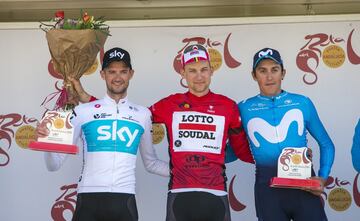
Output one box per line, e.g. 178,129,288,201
266,72,273,80
194,72,203,80
113,72,123,80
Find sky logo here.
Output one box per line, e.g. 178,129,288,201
97,121,139,147
83,120,144,154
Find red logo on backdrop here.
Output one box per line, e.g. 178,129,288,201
0,113,37,167
228,175,247,212
51,183,78,221
296,29,360,85
320,174,360,211
173,33,241,88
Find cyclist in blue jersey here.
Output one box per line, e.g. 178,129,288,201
36,47,169,221
228,47,335,221
351,119,360,172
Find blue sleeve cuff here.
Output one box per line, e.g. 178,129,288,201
318,166,331,180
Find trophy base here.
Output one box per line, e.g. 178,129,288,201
270,177,321,190
28,141,78,154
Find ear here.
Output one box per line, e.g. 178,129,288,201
100,70,105,80
282,69,286,80
129,69,135,79
210,67,214,77
252,71,257,81
180,68,185,78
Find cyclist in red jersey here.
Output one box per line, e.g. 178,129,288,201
71,44,254,221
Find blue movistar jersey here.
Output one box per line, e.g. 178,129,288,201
351,119,360,172
235,91,334,180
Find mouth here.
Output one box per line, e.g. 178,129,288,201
265,82,276,86
112,80,123,86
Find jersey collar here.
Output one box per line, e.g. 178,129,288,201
186,90,213,101
257,90,288,101
104,94,128,105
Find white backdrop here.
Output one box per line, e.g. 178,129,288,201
1,15,360,221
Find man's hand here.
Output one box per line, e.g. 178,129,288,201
302,176,326,196
68,77,91,103
35,122,50,139
306,148,313,161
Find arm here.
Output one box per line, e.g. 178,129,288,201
149,98,167,124
68,77,96,103
351,119,360,172
43,108,82,171
305,98,335,180
139,110,169,177
44,152,68,171
305,98,335,196
225,143,238,163
228,102,254,164
36,117,70,171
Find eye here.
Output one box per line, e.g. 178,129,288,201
189,69,196,73
108,70,116,74
258,69,266,74
201,67,209,72
272,67,280,73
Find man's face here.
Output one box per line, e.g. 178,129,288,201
181,60,213,97
252,59,285,97
100,61,134,98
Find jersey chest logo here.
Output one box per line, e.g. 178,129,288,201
82,119,144,154
97,121,139,147
172,111,225,154
247,109,304,147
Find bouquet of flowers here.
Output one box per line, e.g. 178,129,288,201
40,11,109,110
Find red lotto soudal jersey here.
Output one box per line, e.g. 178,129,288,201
151,91,253,191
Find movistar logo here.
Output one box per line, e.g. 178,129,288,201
97,121,139,147
258,49,273,58
247,109,304,147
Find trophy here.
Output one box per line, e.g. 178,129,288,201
29,111,78,154
29,12,109,154
270,147,322,190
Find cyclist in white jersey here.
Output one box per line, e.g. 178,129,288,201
38,47,169,221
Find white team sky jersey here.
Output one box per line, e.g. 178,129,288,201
44,94,169,194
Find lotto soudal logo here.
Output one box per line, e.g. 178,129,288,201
173,111,224,154
178,114,216,140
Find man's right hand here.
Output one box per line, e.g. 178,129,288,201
36,122,50,139
68,77,91,103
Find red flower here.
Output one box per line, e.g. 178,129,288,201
55,11,65,19
83,12,90,22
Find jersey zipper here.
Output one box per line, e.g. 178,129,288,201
111,104,120,191
272,97,282,155
272,98,281,143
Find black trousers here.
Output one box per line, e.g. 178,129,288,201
72,192,138,221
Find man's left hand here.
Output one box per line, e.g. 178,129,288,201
302,176,326,196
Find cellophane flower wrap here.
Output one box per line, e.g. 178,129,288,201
40,11,109,110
